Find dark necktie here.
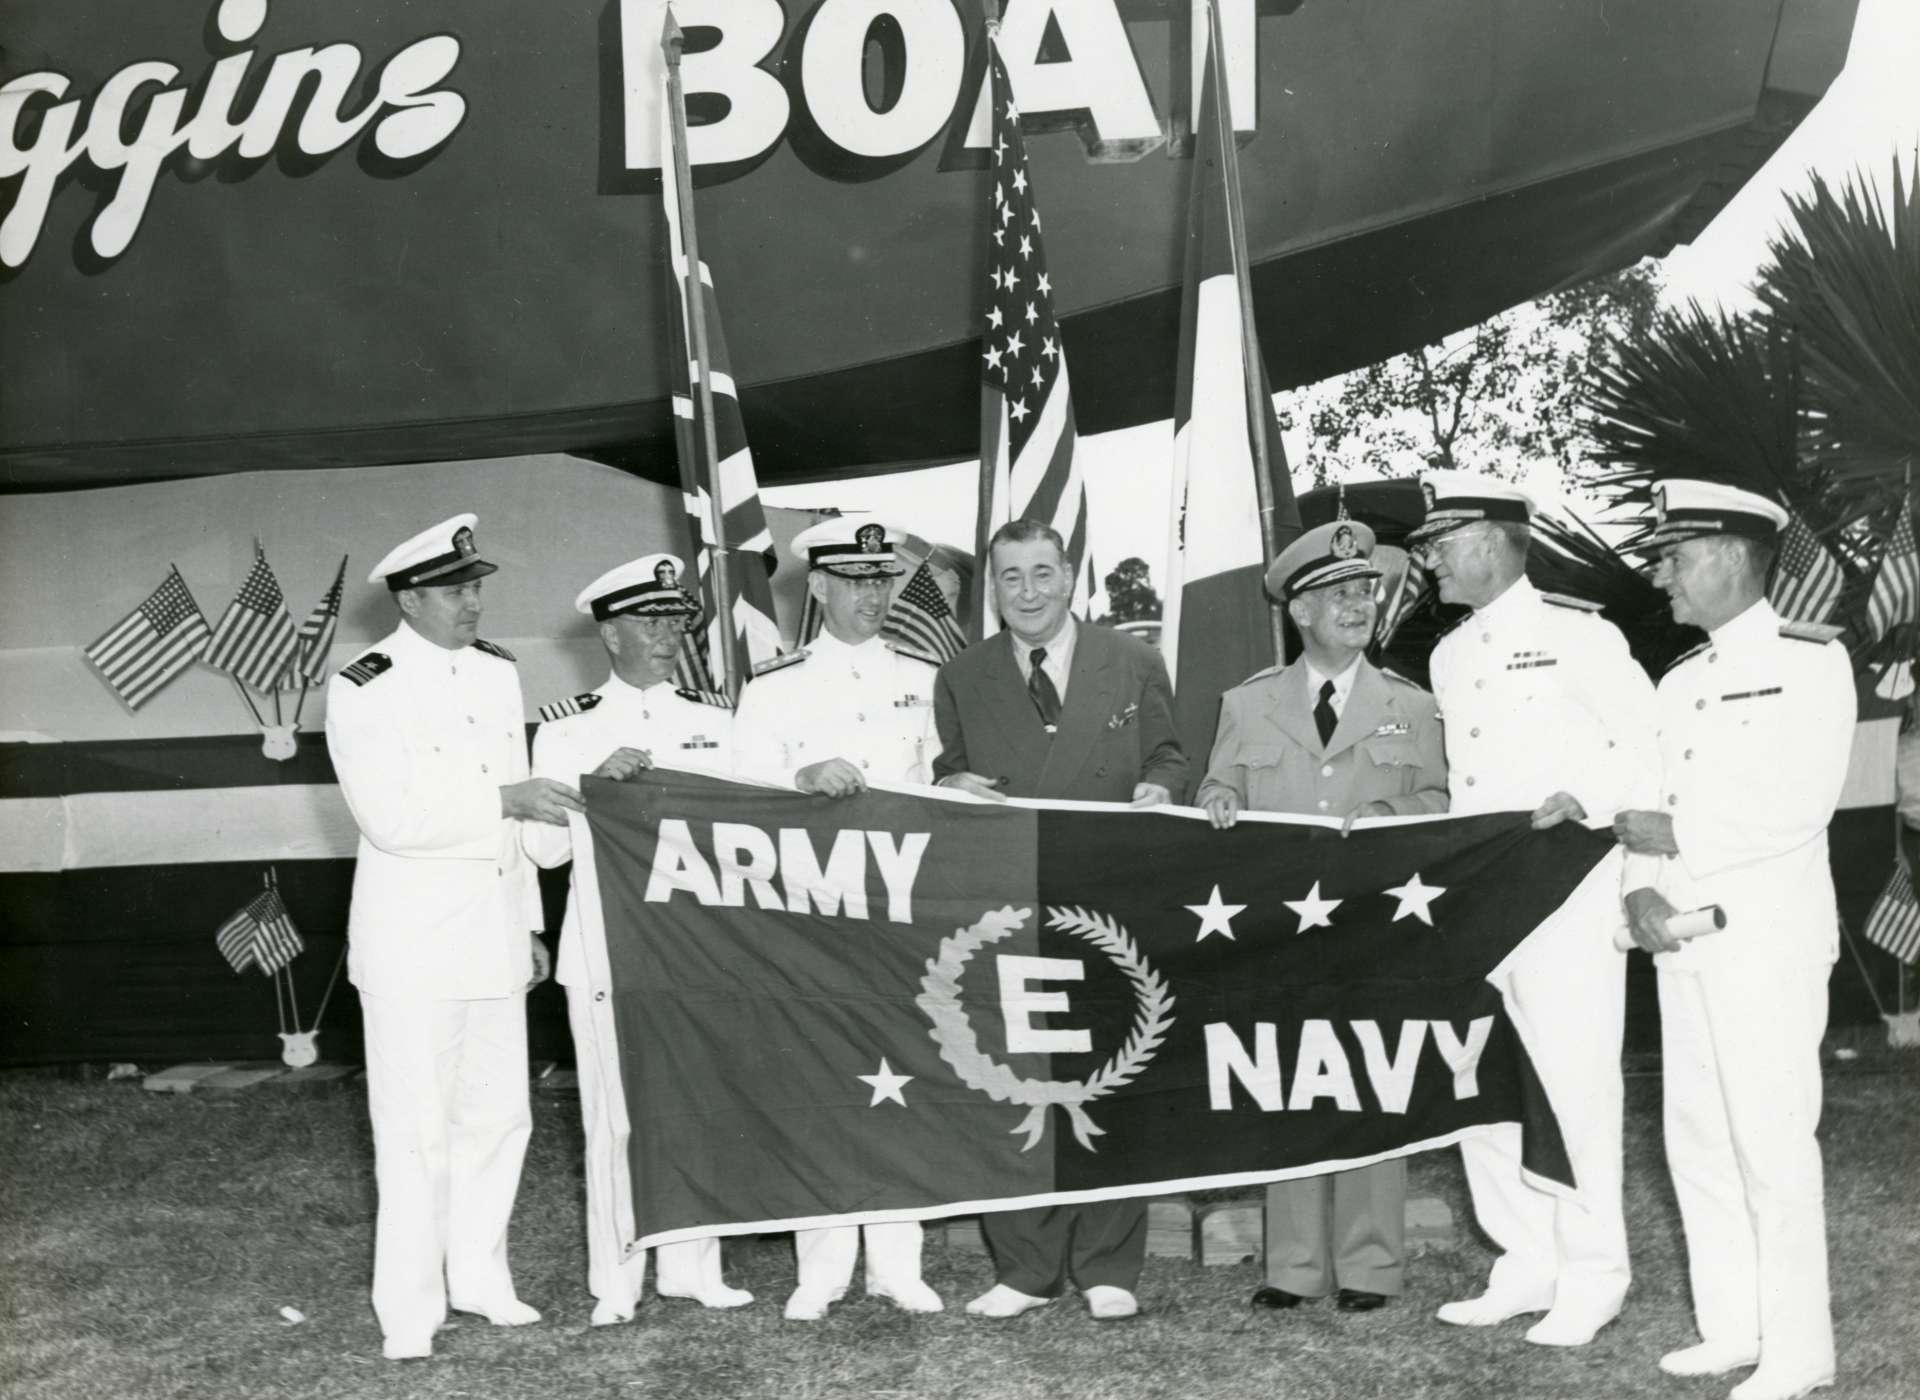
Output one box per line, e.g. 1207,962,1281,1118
1028,647,1062,731
1314,679,1338,746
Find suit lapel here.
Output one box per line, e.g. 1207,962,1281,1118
1325,659,1393,758
1038,625,1115,796
1266,662,1325,755
977,635,1052,778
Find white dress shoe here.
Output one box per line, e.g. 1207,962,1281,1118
381,1333,433,1361
783,1287,843,1321
1659,1340,1760,1377
1436,1290,1553,1327
870,1279,944,1313
1728,1367,1835,1400
1083,1285,1140,1321
450,1297,541,1327
964,1284,1052,1319
1524,1306,1616,1347
590,1299,635,1327
659,1283,755,1309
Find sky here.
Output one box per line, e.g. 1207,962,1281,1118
765,0,1920,584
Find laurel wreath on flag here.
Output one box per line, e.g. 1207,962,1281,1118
916,904,1175,1152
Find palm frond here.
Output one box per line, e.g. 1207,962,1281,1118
1757,156,1920,514
1577,303,1820,540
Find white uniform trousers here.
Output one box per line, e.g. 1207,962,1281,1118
360,989,531,1346
1460,856,1630,1318
1658,964,1833,1378
565,985,726,1310
794,1222,925,1299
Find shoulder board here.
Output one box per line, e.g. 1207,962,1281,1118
537,691,603,724
1377,666,1424,689
1539,590,1604,613
337,653,392,687
1232,661,1286,688
884,640,942,668
1779,619,1844,644
675,687,733,708
751,649,807,677
1663,641,1711,676
470,638,516,661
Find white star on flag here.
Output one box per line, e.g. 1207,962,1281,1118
857,1058,914,1108
1383,873,1446,926
1284,881,1342,932
1185,885,1248,942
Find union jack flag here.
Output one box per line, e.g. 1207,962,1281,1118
972,25,1087,636
658,50,782,701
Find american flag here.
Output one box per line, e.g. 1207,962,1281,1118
204,543,300,691
84,565,212,710
883,561,966,666
1865,866,1920,964
972,26,1087,636
1768,515,1844,625
214,885,304,976
658,45,782,702
1377,554,1430,650
283,555,347,688
1866,505,1917,642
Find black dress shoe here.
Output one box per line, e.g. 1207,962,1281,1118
1335,1289,1388,1312
1249,1286,1307,1310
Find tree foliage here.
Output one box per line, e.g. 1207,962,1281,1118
1102,556,1162,622
1278,263,1663,486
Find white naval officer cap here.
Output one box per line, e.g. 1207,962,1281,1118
1639,478,1790,552
1265,520,1381,601
1406,471,1535,545
789,516,907,578
368,513,499,591
573,554,701,620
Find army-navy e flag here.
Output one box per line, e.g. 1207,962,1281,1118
568,771,1611,1250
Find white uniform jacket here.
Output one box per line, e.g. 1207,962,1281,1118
325,623,540,1000
732,631,940,787
1429,576,1660,830
1626,600,1857,972
522,676,735,987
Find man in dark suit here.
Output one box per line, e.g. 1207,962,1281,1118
933,518,1187,1321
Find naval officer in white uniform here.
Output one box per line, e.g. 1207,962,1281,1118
523,555,754,1325
1409,473,1660,1347
325,514,582,1360
732,516,944,1320
1615,481,1854,1400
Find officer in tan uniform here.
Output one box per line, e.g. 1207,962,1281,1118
1199,520,1447,1315
325,514,580,1360
1411,472,1660,1347
1615,481,1854,1400
522,556,753,1325
732,517,943,1320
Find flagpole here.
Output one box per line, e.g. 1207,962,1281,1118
662,9,740,700
1205,0,1285,663
967,0,1006,643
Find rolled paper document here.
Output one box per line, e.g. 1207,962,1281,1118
1615,903,1726,951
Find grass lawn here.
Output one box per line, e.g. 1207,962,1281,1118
2,1035,1914,1400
